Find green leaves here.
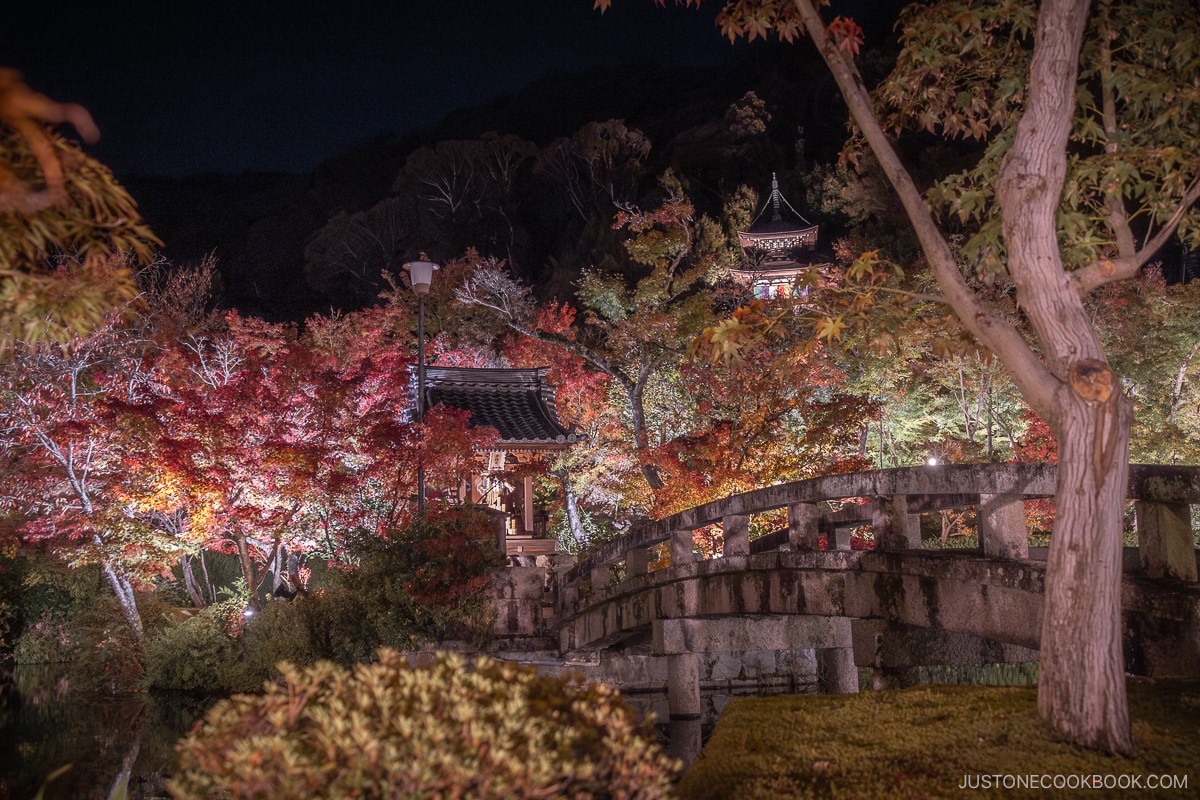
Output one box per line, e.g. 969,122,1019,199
0,130,160,350
877,0,1200,279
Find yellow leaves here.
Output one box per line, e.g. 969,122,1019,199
815,314,848,343
846,249,882,281
690,299,780,365
696,317,751,365
743,5,778,42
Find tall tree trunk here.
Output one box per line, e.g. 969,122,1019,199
181,553,207,608
791,0,1135,753
235,530,260,612
1169,341,1200,427
626,372,664,490
557,469,587,549
198,551,215,604
991,0,1133,754
1039,387,1134,754
102,562,144,645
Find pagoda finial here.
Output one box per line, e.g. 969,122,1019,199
770,172,782,222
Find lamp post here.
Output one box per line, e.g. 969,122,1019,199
404,258,439,517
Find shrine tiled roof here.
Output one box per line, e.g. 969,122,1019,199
418,366,579,448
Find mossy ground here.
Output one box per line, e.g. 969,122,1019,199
677,678,1200,799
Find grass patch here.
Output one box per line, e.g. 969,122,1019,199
678,679,1200,799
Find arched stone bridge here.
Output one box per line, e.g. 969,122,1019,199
496,463,1200,723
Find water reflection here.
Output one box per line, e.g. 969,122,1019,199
0,665,214,799
628,684,810,771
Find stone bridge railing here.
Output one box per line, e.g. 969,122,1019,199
544,463,1200,728
564,463,1200,601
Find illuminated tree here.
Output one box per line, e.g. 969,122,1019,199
297,301,497,560
1091,268,1200,464
0,321,178,643
603,0,1200,752
651,342,872,515
131,294,497,610
458,173,726,494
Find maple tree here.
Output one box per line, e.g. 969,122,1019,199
472,298,621,548
132,296,494,611
0,320,179,643
0,70,159,349
599,0,1200,753
650,337,872,515
298,298,498,560
458,172,725,495
454,195,874,542
0,265,499,638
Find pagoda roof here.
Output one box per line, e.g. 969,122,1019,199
735,173,825,273
744,218,818,236
418,366,579,449
739,172,815,237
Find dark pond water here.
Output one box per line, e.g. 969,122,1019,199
0,666,214,800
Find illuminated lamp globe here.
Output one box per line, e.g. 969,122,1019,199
926,456,939,466
404,260,439,296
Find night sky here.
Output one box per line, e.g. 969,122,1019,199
5,1,904,179
6,2,736,178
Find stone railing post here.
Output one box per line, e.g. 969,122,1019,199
667,652,702,719
787,501,821,551
671,528,697,566
723,513,750,557
589,563,612,591
978,493,1029,560
626,547,651,577
1135,500,1198,582
823,617,859,694
872,495,920,551
828,525,852,551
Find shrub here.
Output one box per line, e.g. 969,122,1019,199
169,650,680,800
9,561,144,689
388,506,505,607
144,508,508,693
142,599,243,692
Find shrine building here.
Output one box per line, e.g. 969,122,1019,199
419,366,579,556
734,173,830,298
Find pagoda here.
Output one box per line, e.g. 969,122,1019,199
417,366,580,556
734,173,828,298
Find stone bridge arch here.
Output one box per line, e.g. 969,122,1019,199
530,464,1200,726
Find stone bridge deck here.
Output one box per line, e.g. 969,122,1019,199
513,464,1200,722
